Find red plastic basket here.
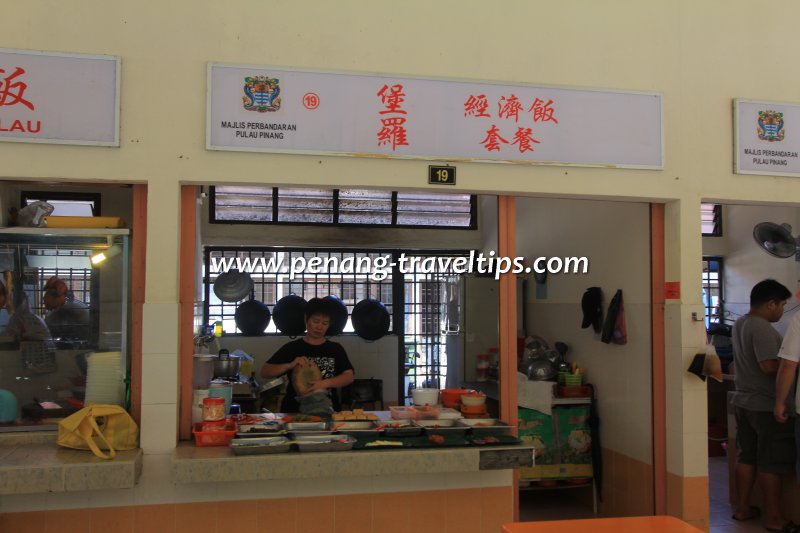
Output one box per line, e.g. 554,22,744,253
192,420,237,447
556,385,592,398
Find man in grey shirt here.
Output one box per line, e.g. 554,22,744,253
731,279,796,532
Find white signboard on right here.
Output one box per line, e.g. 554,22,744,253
735,99,800,177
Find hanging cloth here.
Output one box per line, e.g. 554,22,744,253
601,289,626,344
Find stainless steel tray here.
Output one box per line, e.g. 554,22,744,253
285,421,328,432
412,418,470,437
378,419,422,437
236,421,285,437
230,436,291,455
294,434,356,452
456,418,511,437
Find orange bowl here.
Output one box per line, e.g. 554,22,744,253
441,388,475,408
460,404,487,414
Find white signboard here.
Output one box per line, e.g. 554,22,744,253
208,63,663,169
735,99,800,177
0,48,119,146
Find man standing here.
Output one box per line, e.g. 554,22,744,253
775,309,800,483
731,279,795,531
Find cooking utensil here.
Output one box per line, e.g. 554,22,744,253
351,298,391,341
272,294,307,336
212,269,253,302
213,350,241,378
323,295,348,336
234,297,271,336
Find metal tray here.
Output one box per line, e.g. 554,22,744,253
412,418,470,437
456,419,512,437
378,419,422,437
230,436,291,455
236,421,285,437
294,433,356,452
284,421,328,432
332,421,380,438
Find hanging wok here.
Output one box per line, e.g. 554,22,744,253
272,294,307,336
323,295,348,336
213,269,254,303
351,298,390,341
234,296,271,336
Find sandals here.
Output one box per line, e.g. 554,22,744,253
766,521,798,533
732,507,761,521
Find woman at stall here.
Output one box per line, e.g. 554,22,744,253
260,297,354,414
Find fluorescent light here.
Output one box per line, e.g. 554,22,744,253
91,244,121,266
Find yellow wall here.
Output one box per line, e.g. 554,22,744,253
4,0,800,521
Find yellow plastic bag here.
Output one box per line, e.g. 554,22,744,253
57,404,139,459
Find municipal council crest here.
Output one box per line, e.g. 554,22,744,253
243,76,281,112
757,110,785,142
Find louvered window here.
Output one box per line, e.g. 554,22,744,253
701,203,722,236
210,187,475,229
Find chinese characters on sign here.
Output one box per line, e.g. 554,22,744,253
208,63,663,168
0,66,40,133
467,93,556,154
377,83,408,150
0,49,119,145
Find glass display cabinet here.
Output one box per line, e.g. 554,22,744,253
0,227,129,430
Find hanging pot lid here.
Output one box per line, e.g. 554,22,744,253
213,269,254,302
323,295,348,337
234,298,272,336
273,294,307,336
351,298,390,341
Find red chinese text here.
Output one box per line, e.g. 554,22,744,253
497,94,523,122
377,83,409,150
511,127,540,153
0,67,34,111
480,125,509,152
529,98,558,124
464,94,490,117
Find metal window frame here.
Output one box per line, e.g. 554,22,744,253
701,203,723,237
702,256,724,328
208,186,477,230
21,191,102,216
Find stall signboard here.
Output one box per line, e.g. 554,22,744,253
0,49,120,146
207,63,663,169
735,99,800,177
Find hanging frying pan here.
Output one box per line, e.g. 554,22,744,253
234,293,272,336
213,269,253,302
351,298,391,341
272,294,307,336
323,295,348,336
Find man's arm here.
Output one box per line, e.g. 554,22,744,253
759,358,780,375
774,357,798,423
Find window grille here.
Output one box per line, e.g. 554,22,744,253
702,256,724,328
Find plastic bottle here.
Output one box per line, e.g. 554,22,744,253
214,320,223,337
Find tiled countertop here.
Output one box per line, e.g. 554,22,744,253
0,431,143,495
173,442,533,483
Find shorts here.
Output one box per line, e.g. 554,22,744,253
734,406,796,475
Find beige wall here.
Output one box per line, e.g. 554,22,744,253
4,0,800,519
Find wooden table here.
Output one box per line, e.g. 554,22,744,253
502,516,703,533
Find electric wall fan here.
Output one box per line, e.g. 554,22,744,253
753,222,798,259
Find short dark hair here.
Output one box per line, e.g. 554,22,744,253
305,297,332,320
750,279,792,307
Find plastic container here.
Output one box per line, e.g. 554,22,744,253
408,405,440,420
460,392,486,407
564,373,583,386
440,388,475,408
192,354,216,389
202,397,226,421
389,405,414,419
192,420,237,447
411,387,439,406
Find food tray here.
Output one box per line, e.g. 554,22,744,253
437,407,463,420
389,405,414,420
285,421,328,432
352,437,408,450
236,420,285,437
457,418,512,437
294,434,356,452
403,434,469,448
412,418,470,437
378,419,422,437
333,420,381,438
230,436,291,455
192,421,237,447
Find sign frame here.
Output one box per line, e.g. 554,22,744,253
734,98,800,178
0,47,121,147
428,165,456,185
207,62,664,170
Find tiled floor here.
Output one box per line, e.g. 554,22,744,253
518,456,764,532
709,455,765,533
